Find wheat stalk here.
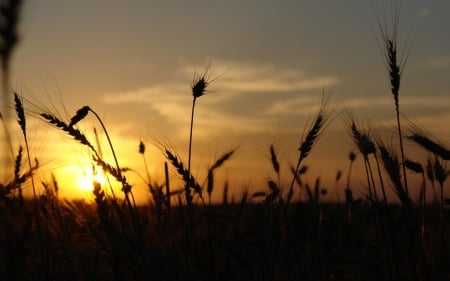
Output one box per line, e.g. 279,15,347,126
408,134,450,161
188,69,212,170
345,151,357,218
378,144,410,206
14,93,37,200
288,94,332,200
207,149,235,204
346,115,379,201
41,113,98,155
376,2,412,196
165,148,202,204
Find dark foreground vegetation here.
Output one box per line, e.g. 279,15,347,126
1,197,450,281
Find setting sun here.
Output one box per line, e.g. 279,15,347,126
76,165,107,192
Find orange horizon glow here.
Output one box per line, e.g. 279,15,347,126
0,1,448,207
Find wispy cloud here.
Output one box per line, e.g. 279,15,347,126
417,8,431,18
102,61,340,139
217,64,337,94
180,61,338,95
421,55,450,70
267,95,324,116
345,95,450,109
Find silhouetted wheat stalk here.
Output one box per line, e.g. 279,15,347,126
186,68,213,205
345,151,356,218
164,161,171,212
378,144,410,206
75,106,141,230
14,93,37,200
270,144,281,185
347,116,379,202
40,113,98,155
377,2,411,195
408,133,450,161
188,70,210,171
42,106,142,239
165,148,202,205
288,95,332,201
207,149,235,205
13,144,22,199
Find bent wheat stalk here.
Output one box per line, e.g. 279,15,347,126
288,94,332,201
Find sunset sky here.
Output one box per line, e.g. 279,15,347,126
4,0,450,204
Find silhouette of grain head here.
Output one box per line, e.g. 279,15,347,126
299,94,333,161
165,148,202,198
404,159,423,174
207,149,235,199
349,151,357,162
378,144,410,205
433,158,447,186
191,64,224,99
14,92,25,134
191,66,215,99
386,39,401,106
270,144,280,174
41,113,98,156
408,133,450,161
69,106,90,127
211,149,235,170
375,1,411,109
192,75,208,99
346,116,376,158
139,141,145,154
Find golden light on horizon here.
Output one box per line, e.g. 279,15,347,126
77,165,107,192
57,163,109,199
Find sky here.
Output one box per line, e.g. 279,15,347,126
2,0,450,204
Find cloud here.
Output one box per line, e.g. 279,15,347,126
417,8,431,18
342,95,450,130
344,95,450,109
180,61,338,95
102,61,340,139
218,65,338,93
267,95,324,116
421,55,450,70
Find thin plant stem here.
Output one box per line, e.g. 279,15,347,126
188,97,196,173
374,153,388,207
367,158,378,202
88,108,140,234
397,113,409,195
187,97,197,205
364,157,373,200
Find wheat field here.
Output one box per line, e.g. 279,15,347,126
1,1,449,280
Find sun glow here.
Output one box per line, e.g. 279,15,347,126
77,166,107,192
